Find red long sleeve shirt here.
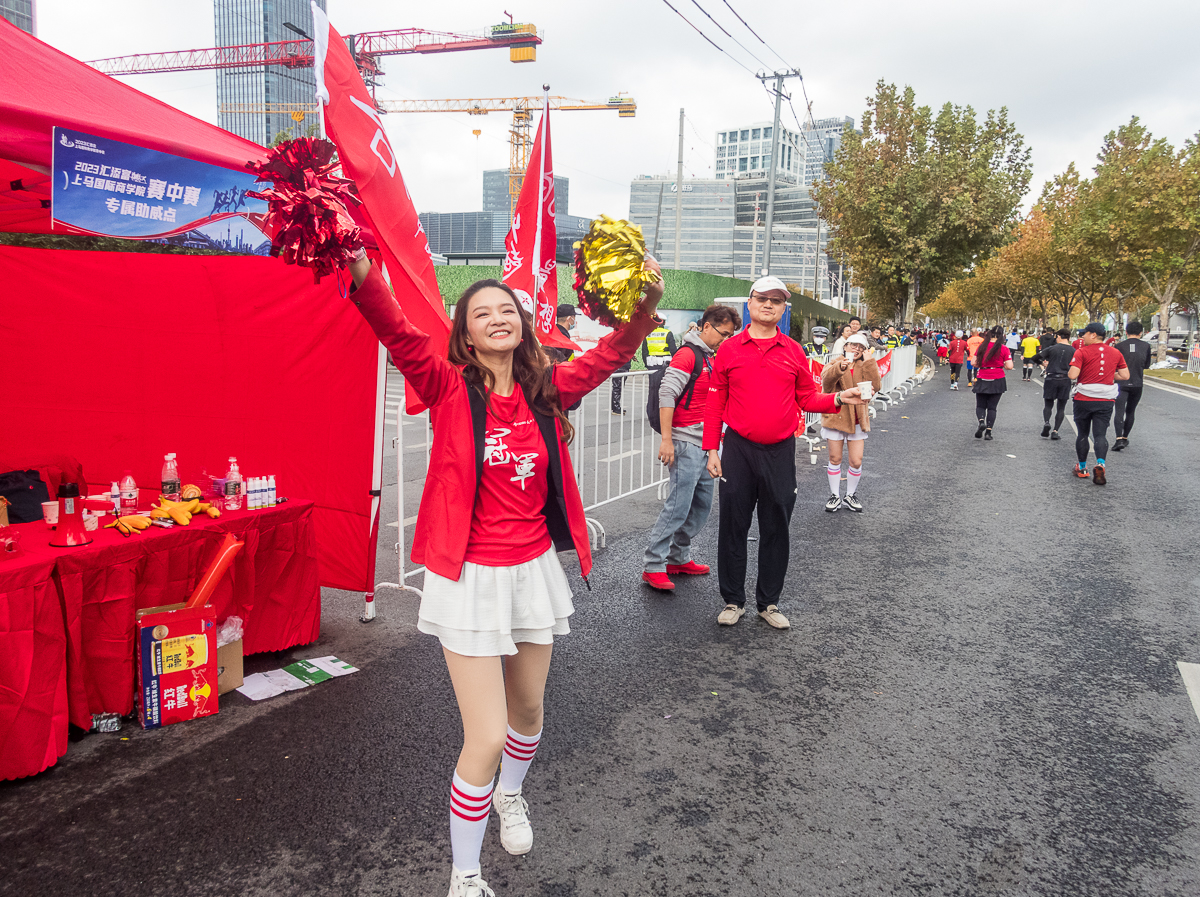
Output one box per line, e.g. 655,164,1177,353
702,328,837,450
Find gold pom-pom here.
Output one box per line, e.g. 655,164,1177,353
573,216,658,326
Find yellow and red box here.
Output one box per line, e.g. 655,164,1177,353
136,603,219,729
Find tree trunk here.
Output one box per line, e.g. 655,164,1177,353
1156,285,1177,363
902,275,917,328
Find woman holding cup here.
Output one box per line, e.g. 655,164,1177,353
819,333,881,512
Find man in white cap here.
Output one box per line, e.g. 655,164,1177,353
703,276,865,630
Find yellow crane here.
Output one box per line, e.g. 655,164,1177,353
220,94,636,217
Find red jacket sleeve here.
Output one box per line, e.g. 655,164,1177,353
349,265,460,407
701,343,731,451
552,308,659,408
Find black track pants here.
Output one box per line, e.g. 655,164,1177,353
1114,386,1143,438
717,430,796,612
1073,400,1114,464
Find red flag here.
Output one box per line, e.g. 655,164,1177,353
502,95,578,351
312,4,450,410
876,350,893,377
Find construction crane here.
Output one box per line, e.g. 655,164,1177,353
88,22,542,88
220,95,638,217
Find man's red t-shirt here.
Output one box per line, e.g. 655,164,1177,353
665,347,713,429
948,339,968,364
465,389,552,566
1070,343,1127,402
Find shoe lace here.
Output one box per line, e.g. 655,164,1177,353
459,875,496,897
496,791,529,826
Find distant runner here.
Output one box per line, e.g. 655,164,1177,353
1036,328,1074,440
1069,322,1129,485
1112,320,1153,452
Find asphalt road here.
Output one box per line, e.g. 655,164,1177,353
3,362,1200,897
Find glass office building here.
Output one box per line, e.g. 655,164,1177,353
713,122,803,181
0,0,35,34
801,116,855,187
214,0,326,146
629,177,736,276
482,168,570,226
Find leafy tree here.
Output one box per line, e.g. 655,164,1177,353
815,81,1032,326
1089,118,1200,361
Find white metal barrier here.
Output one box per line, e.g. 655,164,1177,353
369,350,935,616
569,370,671,549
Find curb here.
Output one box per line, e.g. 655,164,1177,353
1144,374,1200,396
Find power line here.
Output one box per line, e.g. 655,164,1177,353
658,0,757,76
688,0,773,72
720,0,795,71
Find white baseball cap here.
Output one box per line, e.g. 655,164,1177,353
847,333,870,348
750,275,790,298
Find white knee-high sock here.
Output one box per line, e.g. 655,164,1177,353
827,464,842,495
449,771,493,872
846,465,862,495
498,726,541,794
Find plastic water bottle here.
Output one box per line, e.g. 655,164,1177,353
161,453,181,501
119,470,138,516
224,457,243,511
110,481,120,516
267,475,276,507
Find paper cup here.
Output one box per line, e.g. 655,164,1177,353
42,501,59,525
857,381,874,401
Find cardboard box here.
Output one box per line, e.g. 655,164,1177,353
217,638,244,695
135,603,218,729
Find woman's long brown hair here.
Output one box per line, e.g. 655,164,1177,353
447,279,575,445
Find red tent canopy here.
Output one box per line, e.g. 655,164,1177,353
0,17,268,233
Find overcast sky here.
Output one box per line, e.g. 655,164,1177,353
36,0,1200,221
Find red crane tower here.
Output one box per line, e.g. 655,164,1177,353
88,21,543,92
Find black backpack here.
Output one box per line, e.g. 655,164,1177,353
0,469,51,524
646,344,708,434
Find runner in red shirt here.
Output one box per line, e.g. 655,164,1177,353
946,330,969,390
703,276,865,630
1068,322,1129,485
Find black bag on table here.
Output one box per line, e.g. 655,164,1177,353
0,469,52,524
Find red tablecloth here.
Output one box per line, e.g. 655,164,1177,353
0,500,321,780
0,547,68,781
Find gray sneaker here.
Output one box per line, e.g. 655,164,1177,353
717,604,746,626
758,605,790,629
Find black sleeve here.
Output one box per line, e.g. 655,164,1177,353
640,339,648,364
667,332,678,353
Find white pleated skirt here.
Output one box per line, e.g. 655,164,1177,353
419,547,575,657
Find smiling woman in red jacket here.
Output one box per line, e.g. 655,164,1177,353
346,252,663,897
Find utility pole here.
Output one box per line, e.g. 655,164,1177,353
674,108,684,270
652,181,665,258
750,191,761,279
757,70,800,274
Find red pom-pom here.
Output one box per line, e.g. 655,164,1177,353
247,138,363,283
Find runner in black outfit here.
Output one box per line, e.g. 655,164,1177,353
1113,321,1153,451
1036,328,1075,440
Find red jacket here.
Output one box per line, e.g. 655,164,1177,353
351,266,658,581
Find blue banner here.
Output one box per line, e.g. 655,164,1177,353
51,127,269,252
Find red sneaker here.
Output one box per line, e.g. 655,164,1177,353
641,571,675,591
666,561,711,576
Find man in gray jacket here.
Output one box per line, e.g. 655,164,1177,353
642,304,741,592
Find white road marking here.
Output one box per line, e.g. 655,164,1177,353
1144,378,1200,401
386,516,419,528
1176,662,1200,725
599,450,642,462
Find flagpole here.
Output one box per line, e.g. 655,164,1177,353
530,85,549,311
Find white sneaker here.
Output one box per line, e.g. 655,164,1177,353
492,787,533,855
448,867,495,897
824,493,841,512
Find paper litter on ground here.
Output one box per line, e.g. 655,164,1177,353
234,657,358,701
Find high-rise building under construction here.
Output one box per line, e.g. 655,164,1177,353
214,0,326,146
